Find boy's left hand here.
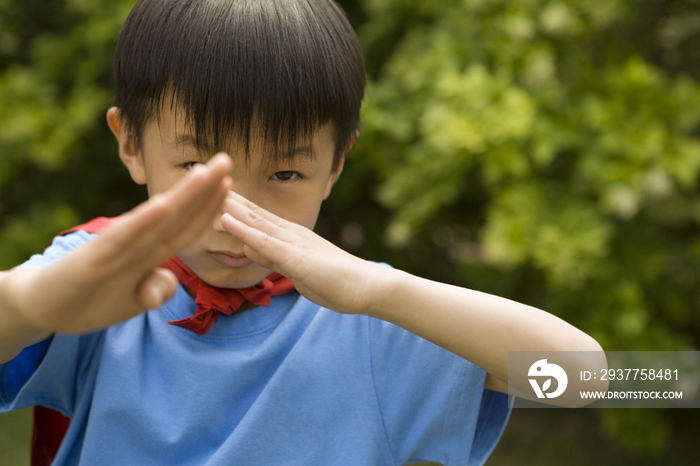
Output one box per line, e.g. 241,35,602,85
220,191,383,316
219,192,606,402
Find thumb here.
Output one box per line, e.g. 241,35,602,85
138,268,178,309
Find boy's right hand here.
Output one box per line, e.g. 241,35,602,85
0,154,232,340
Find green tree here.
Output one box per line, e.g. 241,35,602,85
0,0,142,269
336,0,700,453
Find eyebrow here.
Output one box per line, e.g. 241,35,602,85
172,135,214,161
173,134,316,161
285,146,315,161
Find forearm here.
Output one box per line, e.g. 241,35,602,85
0,269,52,364
366,268,603,387
215,192,604,395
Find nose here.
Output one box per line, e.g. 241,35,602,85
213,213,226,232
213,183,260,233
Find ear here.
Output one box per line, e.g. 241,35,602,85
323,155,345,200
107,107,147,185
322,132,356,200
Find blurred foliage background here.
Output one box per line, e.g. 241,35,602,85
1,0,700,464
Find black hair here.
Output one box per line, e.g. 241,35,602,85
112,0,365,171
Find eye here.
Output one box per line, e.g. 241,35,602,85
181,161,200,170
271,171,301,182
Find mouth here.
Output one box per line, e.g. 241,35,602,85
208,250,254,268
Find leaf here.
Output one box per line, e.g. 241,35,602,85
542,378,552,392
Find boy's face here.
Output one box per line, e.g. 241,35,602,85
108,105,345,289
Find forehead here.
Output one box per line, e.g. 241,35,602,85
146,102,336,164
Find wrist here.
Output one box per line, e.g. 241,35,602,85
0,268,51,335
360,265,409,321
0,270,22,325
0,269,52,363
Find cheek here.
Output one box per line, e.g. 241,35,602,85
144,164,184,197
294,192,327,229
267,190,325,230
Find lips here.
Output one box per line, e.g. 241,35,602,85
208,250,254,268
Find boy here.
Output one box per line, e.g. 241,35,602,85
0,1,603,465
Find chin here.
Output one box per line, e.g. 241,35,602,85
200,266,272,290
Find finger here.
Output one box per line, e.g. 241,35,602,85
93,155,232,265
220,213,281,268
222,190,290,229
126,153,231,236
137,267,178,309
163,173,232,250
128,153,231,228
145,154,233,239
220,192,288,239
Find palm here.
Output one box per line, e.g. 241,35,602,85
220,191,381,315
11,155,232,333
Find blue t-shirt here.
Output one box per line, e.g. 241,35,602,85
1,231,511,466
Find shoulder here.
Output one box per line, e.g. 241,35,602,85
22,230,97,268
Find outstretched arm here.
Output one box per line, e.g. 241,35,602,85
0,155,232,363
220,190,605,401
